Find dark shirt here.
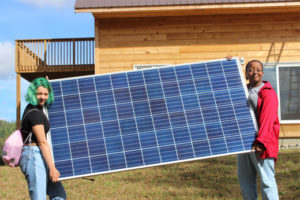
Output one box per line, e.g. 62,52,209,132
21,104,50,144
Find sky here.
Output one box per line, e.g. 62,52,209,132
0,0,94,121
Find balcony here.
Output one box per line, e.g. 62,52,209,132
15,37,95,81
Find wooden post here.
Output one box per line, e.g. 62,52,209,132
73,39,76,65
16,73,21,128
44,40,47,70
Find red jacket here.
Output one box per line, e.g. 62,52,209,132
253,81,280,160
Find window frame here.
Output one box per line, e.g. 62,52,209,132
275,63,300,124
133,64,170,70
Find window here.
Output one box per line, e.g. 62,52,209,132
264,63,300,123
133,64,170,70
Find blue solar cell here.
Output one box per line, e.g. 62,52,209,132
68,125,85,142
100,105,117,121
51,82,62,96
128,71,144,87
133,101,151,117
61,79,78,95
143,69,160,85
111,73,128,89
91,155,109,172
66,110,83,126
162,82,180,97
169,112,187,128
88,139,106,156
189,125,207,141
85,123,103,140
71,141,89,158
83,108,100,124
142,147,160,165
119,118,137,135
78,77,95,93
182,95,200,110
114,88,131,103
156,129,175,146
116,103,134,119
178,80,196,95
52,143,71,161
166,97,184,113
175,65,193,80
176,143,194,160
130,86,147,102
50,96,64,112
139,131,157,148
152,114,171,130
73,157,91,175
108,153,126,170
50,127,69,145
48,58,257,180
95,75,112,91
103,121,120,137
159,68,177,83
191,63,207,79
193,140,211,157
125,150,143,168
63,95,81,110
80,92,98,109
149,99,167,114
146,84,164,99
122,134,140,151
105,136,123,154
97,90,114,106
160,145,178,162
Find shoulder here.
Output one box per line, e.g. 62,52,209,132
259,82,278,101
23,105,44,121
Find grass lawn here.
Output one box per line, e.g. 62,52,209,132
0,149,299,200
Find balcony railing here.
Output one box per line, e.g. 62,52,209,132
16,37,95,73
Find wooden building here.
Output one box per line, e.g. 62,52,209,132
16,0,300,143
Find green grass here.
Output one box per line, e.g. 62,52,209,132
1,149,299,200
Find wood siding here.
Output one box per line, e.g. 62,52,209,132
94,12,300,137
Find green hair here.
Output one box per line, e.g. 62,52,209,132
25,77,54,107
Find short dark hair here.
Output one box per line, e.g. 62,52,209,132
245,60,264,72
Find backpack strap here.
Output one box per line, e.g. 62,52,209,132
21,108,40,144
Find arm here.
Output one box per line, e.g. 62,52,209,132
32,124,60,182
254,89,278,156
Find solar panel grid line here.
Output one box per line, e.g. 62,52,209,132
204,62,229,154
108,74,129,170
140,71,163,164
124,72,146,167
173,65,197,159
76,79,93,175
189,64,213,156
156,68,180,161
91,77,111,172
58,81,75,177
219,61,245,151
48,58,257,180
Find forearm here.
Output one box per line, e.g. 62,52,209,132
38,141,56,170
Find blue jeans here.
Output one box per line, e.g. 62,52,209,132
237,152,279,200
20,146,66,200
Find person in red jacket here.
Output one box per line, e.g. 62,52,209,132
237,60,280,200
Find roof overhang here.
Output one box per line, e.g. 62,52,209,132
75,2,300,18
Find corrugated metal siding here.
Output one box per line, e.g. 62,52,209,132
74,0,297,9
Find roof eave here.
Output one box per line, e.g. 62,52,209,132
74,2,300,18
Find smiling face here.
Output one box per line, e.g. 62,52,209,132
36,86,49,107
246,61,264,87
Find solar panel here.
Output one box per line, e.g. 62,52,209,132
48,58,257,180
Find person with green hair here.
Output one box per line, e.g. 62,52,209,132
19,77,66,200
